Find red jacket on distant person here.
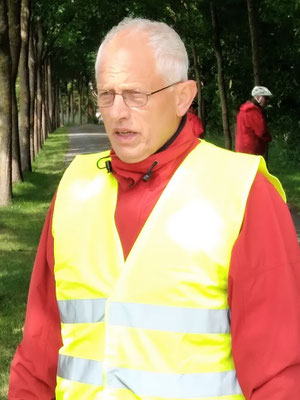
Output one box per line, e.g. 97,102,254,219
187,112,204,138
235,100,271,156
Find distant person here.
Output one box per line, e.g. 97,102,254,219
235,86,272,158
95,111,103,123
187,100,204,138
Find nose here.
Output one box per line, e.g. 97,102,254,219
110,93,131,120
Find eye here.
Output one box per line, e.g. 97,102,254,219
123,90,147,106
98,91,114,106
99,91,113,99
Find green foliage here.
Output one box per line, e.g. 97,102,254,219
30,0,299,200
268,137,300,207
0,127,68,400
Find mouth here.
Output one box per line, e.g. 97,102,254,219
113,129,138,140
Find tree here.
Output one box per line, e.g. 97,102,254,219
247,0,261,85
0,0,13,206
19,0,31,172
210,1,232,149
8,0,22,183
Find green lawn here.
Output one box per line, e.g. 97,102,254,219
0,127,68,400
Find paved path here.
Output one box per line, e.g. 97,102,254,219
65,124,110,165
66,124,300,242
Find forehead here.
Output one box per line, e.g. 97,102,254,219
97,31,163,88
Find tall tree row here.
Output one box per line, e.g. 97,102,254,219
1,0,299,206
0,0,79,206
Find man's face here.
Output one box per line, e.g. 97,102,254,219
97,31,181,163
256,96,269,108
260,96,269,108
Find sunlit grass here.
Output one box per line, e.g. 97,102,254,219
0,127,68,400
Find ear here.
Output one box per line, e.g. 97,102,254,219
175,80,198,117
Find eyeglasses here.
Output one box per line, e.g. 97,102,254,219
97,81,181,108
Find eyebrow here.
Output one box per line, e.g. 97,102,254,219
97,84,147,92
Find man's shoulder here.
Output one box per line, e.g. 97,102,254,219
65,150,110,174
58,149,112,188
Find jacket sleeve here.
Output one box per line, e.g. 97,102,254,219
8,196,62,400
228,172,300,399
245,108,271,142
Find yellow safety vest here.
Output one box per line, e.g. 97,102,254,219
52,140,285,400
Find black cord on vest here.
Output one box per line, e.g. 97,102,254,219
96,155,113,173
142,160,159,182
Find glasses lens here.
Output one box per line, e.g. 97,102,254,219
123,91,147,107
98,91,114,107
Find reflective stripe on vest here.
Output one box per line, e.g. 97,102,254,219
108,301,230,334
58,298,230,332
57,298,107,323
57,355,241,397
107,366,242,398
57,354,103,386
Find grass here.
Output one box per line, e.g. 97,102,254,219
0,127,68,400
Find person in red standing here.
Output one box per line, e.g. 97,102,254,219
235,86,272,158
187,99,205,138
8,18,300,400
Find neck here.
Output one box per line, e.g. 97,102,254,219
156,115,187,153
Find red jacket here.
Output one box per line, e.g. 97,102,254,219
8,118,300,399
235,100,271,156
187,112,204,138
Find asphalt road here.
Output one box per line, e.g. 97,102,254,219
65,124,110,165
66,124,300,242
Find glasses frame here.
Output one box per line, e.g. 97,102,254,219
98,81,182,108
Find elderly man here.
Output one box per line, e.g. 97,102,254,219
9,18,300,400
235,86,272,158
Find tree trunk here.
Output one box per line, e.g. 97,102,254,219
0,0,12,206
55,83,60,128
43,61,50,136
59,85,64,126
70,81,75,124
36,20,43,150
29,22,36,161
247,0,261,85
19,0,31,172
67,84,71,124
78,78,83,125
86,83,91,123
191,40,205,129
47,60,56,131
210,2,232,150
8,0,23,183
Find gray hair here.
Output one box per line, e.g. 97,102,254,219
95,17,189,84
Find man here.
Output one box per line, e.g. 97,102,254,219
187,99,204,137
235,86,272,158
9,18,300,400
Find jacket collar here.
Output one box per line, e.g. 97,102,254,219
110,114,198,188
